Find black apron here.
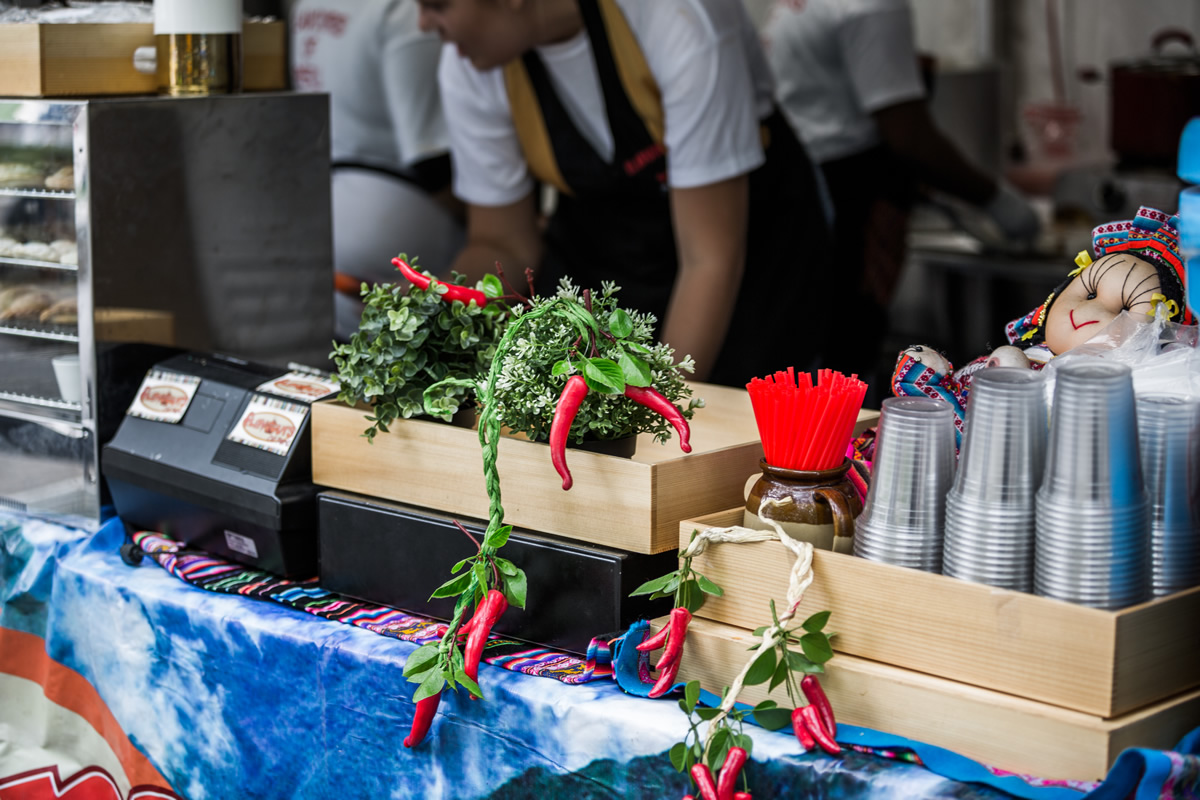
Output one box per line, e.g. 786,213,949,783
505,0,834,387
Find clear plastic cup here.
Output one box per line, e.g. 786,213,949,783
1136,394,1200,597
1034,359,1149,608
855,397,956,572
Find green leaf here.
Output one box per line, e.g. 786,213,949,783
769,655,791,692
481,273,503,298
453,669,483,699
695,707,723,721
753,699,778,711
413,668,445,702
752,706,793,731
493,557,519,577
681,579,707,615
695,574,724,597
609,308,633,338
751,626,769,637
800,633,834,665
708,728,732,772
787,651,821,674
802,610,831,633
483,524,512,549
551,359,570,377
402,643,441,678
684,680,700,714
502,568,528,609
430,571,472,599
450,558,471,575
743,648,777,686
669,741,688,773
582,358,625,394
617,351,652,387
736,735,754,758
630,571,679,597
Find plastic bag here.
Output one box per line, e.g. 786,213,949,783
1040,306,1200,408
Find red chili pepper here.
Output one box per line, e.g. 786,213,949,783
799,703,841,756
717,746,748,800
791,707,816,752
689,763,720,800
624,385,691,453
550,375,589,490
463,589,508,686
391,257,488,307
635,621,671,654
403,690,442,748
645,607,692,698
733,794,752,800
801,674,837,737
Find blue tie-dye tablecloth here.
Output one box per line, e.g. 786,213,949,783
1,511,1197,800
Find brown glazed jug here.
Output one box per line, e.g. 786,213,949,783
743,459,862,554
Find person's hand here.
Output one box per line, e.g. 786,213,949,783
983,181,1041,245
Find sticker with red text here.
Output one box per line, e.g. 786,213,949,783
226,394,308,456
125,370,200,424
255,371,339,403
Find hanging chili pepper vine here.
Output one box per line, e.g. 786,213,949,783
401,285,696,746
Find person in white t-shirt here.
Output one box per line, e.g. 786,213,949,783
291,0,465,338
417,0,837,387
763,0,1039,396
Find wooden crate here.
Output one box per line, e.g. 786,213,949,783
679,509,1200,718
313,383,780,554
666,616,1200,783
0,22,286,97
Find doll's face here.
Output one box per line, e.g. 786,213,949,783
1043,253,1160,355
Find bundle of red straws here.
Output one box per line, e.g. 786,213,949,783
746,368,868,472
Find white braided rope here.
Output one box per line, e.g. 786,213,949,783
697,496,815,734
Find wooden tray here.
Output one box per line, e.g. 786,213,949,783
313,383,792,554
0,21,286,97
664,616,1200,783
679,509,1200,718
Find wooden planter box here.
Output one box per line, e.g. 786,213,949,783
679,509,1200,718
667,616,1200,783
0,21,286,97
313,383,809,554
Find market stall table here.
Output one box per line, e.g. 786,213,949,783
1,512,1196,800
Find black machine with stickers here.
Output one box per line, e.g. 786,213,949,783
101,352,339,578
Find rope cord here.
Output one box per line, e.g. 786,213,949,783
695,496,815,737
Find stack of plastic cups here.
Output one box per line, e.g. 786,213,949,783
1034,359,1149,609
1136,394,1200,598
943,368,1048,591
854,397,957,572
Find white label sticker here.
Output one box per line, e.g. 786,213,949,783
226,394,309,457
126,370,201,424
224,530,259,559
256,371,340,403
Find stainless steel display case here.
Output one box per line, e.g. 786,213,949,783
0,94,332,525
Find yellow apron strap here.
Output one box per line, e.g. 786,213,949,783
595,0,664,146
503,60,572,196
501,0,665,194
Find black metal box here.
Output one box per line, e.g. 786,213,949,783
317,490,677,654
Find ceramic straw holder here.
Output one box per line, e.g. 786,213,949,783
743,458,861,553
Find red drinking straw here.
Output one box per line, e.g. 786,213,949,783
747,369,867,471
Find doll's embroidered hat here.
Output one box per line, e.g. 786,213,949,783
1005,206,1191,346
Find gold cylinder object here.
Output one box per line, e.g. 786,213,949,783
155,33,242,96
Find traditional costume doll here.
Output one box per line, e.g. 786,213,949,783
892,206,1192,445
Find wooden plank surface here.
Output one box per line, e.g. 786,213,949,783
679,509,1200,717
0,25,45,96
40,24,156,96
666,616,1200,783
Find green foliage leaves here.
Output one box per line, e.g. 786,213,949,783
330,262,504,440
490,278,702,446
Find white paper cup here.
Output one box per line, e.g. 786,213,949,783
51,354,81,404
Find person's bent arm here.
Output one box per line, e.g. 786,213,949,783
872,99,995,205
664,175,749,382
447,192,543,285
